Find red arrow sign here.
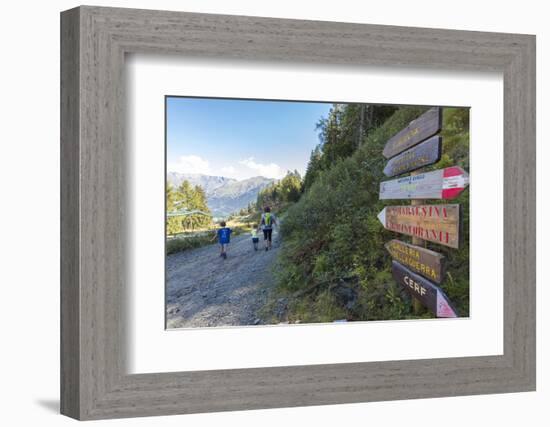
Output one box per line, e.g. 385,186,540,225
441,166,469,200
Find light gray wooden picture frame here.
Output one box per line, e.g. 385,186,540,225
60,5,536,421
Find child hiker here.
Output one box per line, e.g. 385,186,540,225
251,224,260,251
212,221,232,259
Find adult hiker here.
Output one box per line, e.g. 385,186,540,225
260,206,277,251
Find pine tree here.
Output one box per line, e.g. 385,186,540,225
166,180,212,233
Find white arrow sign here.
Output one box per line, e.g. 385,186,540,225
379,166,469,200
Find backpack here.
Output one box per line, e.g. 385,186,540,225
263,213,272,227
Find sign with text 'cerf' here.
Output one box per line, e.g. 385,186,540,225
379,166,469,200
383,135,441,178
385,239,446,283
383,107,442,159
391,260,457,318
378,204,460,248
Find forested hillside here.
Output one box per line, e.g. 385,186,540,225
256,170,302,213
262,104,470,323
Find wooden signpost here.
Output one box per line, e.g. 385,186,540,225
391,261,457,318
377,204,460,248
382,107,442,159
385,239,445,283
377,107,465,317
383,135,442,177
379,166,469,200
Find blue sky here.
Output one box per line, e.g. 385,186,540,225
166,97,332,180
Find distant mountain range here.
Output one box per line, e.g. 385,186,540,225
167,172,275,218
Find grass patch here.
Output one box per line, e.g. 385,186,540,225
166,223,250,255
166,234,214,255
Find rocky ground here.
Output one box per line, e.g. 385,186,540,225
166,228,281,329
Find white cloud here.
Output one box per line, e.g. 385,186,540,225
238,157,286,179
221,166,236,175
219,165,242,179
168,155,287,180
168,155,211,175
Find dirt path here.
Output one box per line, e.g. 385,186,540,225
166,228,281,329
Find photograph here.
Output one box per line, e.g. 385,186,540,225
52,4,537,421
165,97,470,329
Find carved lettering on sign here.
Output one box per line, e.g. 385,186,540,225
382,107,442,159
385,239,446,283
378,204,460,249
391,261,458,318
383,136,442,177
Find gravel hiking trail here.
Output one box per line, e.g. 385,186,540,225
166,228,281,329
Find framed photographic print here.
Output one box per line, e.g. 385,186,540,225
61,6,536,420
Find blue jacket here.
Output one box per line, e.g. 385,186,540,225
217,227,232,244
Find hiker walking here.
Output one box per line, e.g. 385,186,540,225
212,220,232,259
260,206,277,251
250,224,260,251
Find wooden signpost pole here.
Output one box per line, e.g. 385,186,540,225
410,170,425,314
